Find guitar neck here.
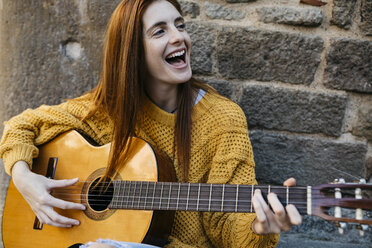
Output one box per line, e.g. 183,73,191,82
108,181,309,215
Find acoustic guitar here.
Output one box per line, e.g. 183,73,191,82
2,131,372,247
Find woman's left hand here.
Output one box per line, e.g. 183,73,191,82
251,178,302,234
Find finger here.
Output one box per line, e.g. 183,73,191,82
267,193,286,223
252,190,267,223
38,211,73,228
256,191,283,233
286,204,302,226
50,195,86,210
283,178,296,187
48,178,79,189
252,190,269,234
268,193,292,231
44,207,80,226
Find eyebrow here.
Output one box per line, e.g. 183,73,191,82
146,16,185,36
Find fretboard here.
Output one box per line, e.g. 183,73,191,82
108,181,308,215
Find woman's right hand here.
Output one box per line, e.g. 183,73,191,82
11,161,86,228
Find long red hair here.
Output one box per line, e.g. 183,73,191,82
89,0,210,182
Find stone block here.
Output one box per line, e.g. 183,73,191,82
0,0,103,120
257,7,324,27
205,2,245,20
352,96,372,140
331,0,357,29
360,0,372,36
279,216,372,247
179,0,200,18
324,39,372,93
217,26,323,84
86,0,121,30
240,84,347,136
250,130,367,186
187,22,217,75
199,78,235,98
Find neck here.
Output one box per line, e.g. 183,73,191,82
108,181,309,215
145,82,178,113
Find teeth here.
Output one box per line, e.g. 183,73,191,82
167,50,185,59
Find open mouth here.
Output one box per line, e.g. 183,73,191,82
165,49,186,66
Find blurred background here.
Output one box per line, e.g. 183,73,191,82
0,0,371,247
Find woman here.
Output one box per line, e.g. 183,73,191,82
0,0,301,247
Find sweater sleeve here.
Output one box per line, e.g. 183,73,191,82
202,106,279,248
0,96,102,176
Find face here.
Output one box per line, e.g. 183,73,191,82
142,0,192,88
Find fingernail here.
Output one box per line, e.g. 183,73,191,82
74,221,79,225
81,205,86,210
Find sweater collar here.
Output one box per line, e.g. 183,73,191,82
143,91,213,127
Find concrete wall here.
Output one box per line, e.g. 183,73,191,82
0,0,371,247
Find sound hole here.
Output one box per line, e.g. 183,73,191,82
88,178,114,211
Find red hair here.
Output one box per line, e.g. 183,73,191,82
89,0,211,182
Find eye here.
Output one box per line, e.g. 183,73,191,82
153,28,165,36
177,23,185,30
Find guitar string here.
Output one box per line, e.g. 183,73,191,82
51,193,314,202
53,185,371,195
51,191,327,199
52,195,370,202
51,195,372,208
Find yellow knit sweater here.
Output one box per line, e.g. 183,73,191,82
0,91,279,247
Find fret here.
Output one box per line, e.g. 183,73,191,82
167,183,172,210
151,182,156,209
114,181,120,208
250,185,254,213
131,181,137,208
222,185,237,212
186,183,190,211
159,183,164,209
152,182,161,209
144,181,149,209
125,181,131,208
199,184,210,211
119,181,125,208
120,181,125,208
286,186,289,206
235,185,239,212
208,184,212,212
197,184,201,211
221,184,225,212
178,183,188,210
110,181,116,208
176,183,181,210
159,182,171,210
137,181,143,209
210,184,223,211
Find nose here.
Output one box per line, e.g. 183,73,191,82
169,27,184,44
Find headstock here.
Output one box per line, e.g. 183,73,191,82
311,178,372,235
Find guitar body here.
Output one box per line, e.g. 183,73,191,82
2,131,175,247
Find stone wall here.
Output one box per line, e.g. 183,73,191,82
0,0,371,247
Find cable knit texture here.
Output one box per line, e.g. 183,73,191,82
0,91,279,247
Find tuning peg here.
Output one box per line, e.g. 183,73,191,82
356,179,368,236
334,178,346,234
334,221,347,234
357,224,368,236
